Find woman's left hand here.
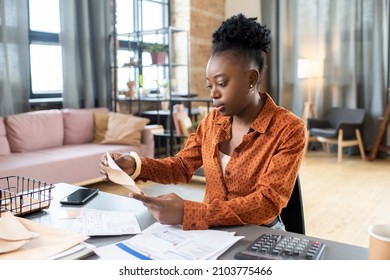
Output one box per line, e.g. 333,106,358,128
129,192,184,225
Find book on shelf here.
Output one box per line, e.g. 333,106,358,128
145,124,164,134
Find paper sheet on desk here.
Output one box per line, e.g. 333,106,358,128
68,208,141,236
105,152,143,194
94,222,244,260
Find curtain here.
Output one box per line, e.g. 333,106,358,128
261,0,300,108
59,0,112,109
0,0,30,116
261,0,390,149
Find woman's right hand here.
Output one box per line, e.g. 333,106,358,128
99,152,137,181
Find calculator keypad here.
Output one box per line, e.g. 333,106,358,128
235,234,325,260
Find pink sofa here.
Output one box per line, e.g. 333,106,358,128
0,108,154,186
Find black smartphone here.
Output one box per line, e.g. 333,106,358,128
60,188,99,205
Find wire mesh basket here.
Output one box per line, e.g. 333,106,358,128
0,176,55,217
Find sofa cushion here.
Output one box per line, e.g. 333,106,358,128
5,110,64,152
0,143,149,184
62,108,109,145
102,112,150,146
0,117,11,156
92,111,109,143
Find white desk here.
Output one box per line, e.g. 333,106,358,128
25,183,368,260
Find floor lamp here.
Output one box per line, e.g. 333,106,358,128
298,59,324,123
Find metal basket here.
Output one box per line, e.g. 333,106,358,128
0,176,55,217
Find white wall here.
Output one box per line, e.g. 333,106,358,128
225,0,261,20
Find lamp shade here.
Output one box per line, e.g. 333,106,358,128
297,59,324,79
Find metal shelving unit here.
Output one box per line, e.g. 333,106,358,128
109,0,192,156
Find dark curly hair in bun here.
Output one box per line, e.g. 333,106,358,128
212,13,271,71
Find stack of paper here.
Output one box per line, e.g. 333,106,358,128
0,211,89,260
94,222,244,260
48,242,96,260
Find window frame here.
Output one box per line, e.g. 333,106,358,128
27,0,171,102
28,0,62,100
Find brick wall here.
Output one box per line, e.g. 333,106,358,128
172,0,226,99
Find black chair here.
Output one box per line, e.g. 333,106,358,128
280,176,305,234
306,107,366,162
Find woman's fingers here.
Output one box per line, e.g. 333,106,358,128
129,193,184,225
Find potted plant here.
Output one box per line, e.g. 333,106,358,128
142,42,168,65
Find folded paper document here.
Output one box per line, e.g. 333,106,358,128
0,211,89,260
105,152,143,194
94,222,244,260
0,211,40,254
0,211,39,242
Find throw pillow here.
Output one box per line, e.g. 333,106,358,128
93,111,110,143
5,110,64,153
62,108,108,145
102,112,150,146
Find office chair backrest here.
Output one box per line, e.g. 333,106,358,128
280,176,305,234
327,108,365,128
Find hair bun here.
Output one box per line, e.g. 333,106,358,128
212,13,271,53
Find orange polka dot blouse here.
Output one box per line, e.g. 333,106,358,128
137,93,306,230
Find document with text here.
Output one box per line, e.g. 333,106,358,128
69,208,141,236
94,222,244,260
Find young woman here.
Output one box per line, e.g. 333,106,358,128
100,14,306,230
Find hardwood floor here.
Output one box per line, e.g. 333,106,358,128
91,151,390,249
299,151,390,248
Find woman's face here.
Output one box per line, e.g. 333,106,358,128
206,52,254,117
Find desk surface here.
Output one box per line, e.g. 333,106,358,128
26,183,368,260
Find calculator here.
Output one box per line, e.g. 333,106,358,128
234,233,325,260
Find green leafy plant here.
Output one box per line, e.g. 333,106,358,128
142,42,168,53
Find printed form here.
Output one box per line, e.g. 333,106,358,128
94,222,244,260
68,208,141,236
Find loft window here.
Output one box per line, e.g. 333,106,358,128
28,0,62,99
